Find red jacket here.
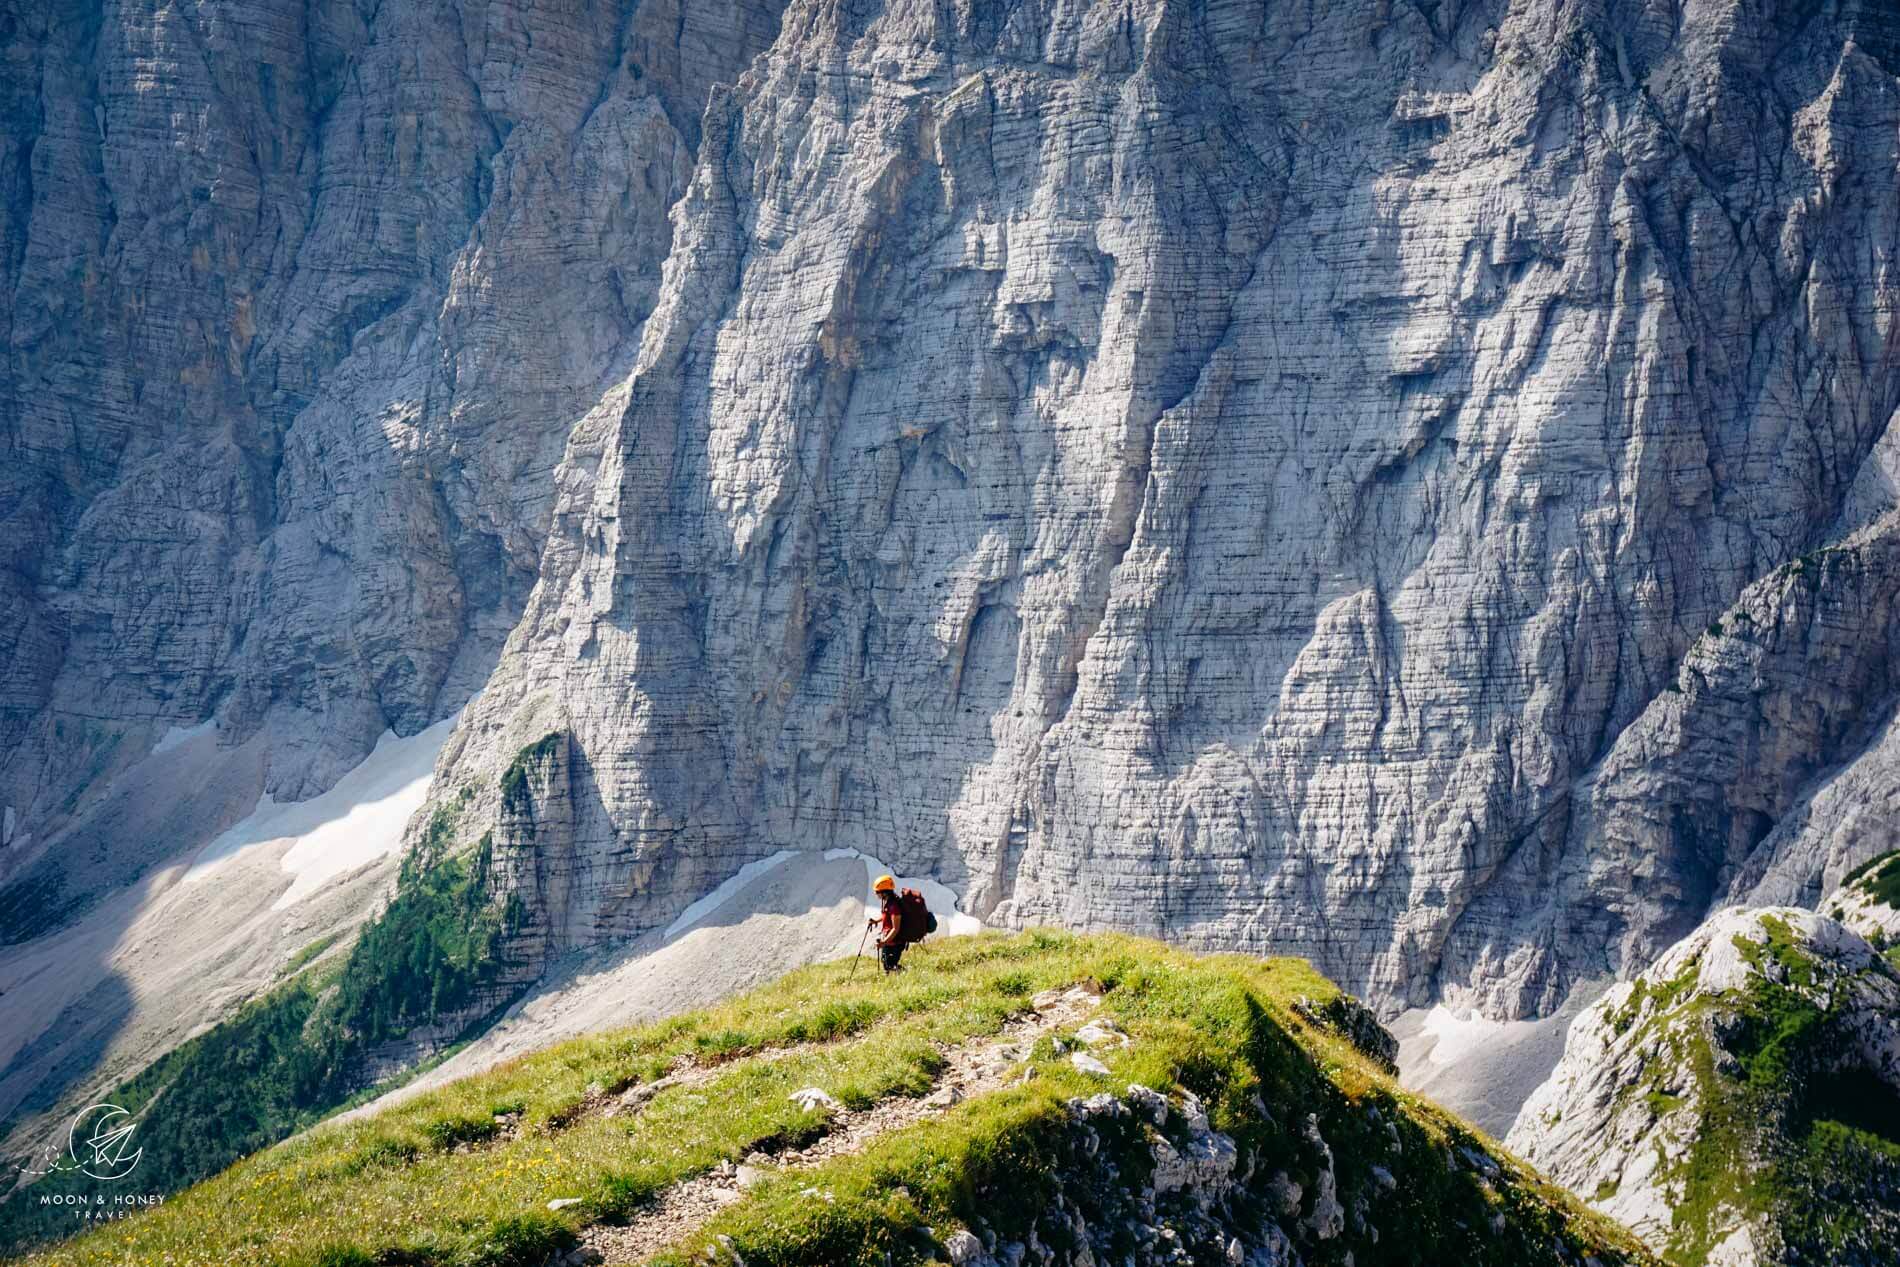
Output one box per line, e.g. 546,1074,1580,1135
875,895,902,947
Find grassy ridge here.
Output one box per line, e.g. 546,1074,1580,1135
1840,850,1900,906
16,932,1652,1267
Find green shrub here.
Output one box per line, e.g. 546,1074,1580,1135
333,833,522,1042
498,734,563,813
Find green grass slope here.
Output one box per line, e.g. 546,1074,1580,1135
0,805,531,1257
13,932,1653,1267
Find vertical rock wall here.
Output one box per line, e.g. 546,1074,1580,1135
5,0,1900,1029
415,0,1900,1016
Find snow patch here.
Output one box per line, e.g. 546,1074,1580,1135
663,851,801,940
182,709,463,909
335,851,871,1120
1391,982,1608,1139
152,718,218,756
1415,1005,1511,1068
823,848,984,936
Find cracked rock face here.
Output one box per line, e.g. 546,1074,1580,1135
0,0,786,928
408,0,1900,1024
950,1081,1638,1267
9,0,1900,1104
1508,906,1900,1266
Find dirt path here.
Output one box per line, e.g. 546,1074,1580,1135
567,982,1109,1266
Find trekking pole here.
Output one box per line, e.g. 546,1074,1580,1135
848,920,872,983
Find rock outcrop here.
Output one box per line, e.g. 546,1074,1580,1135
1508,906,1900,1266
943,1085,1600,1267
1821,850,1900,952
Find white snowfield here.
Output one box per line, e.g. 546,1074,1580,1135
182,710,462,910
333,850,984,1125
0,717,431,1166
662,850,802,939
821,847,986,938
1390,981,1608,1140
664,847,986,942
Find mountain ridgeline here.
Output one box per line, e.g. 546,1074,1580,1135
16,932,1656,1267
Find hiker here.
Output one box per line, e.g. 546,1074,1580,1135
868,874,935,973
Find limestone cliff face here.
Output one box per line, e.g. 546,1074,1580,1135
0,0,784,928
1548,510,1900,1007
413,0,1900,1019
7,0,1900,1026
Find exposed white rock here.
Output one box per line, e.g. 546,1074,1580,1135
1820,851,1900,950
1149,1116,1238,1196
942,1229,987,1267
1125,1084,1169,1125
1509,905,1900,1264
789,1087,843,1113
1299,1115,1344,1243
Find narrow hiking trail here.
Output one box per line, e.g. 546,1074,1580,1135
566,982,1111,1266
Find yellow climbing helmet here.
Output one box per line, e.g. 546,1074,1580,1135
873,874,897,894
